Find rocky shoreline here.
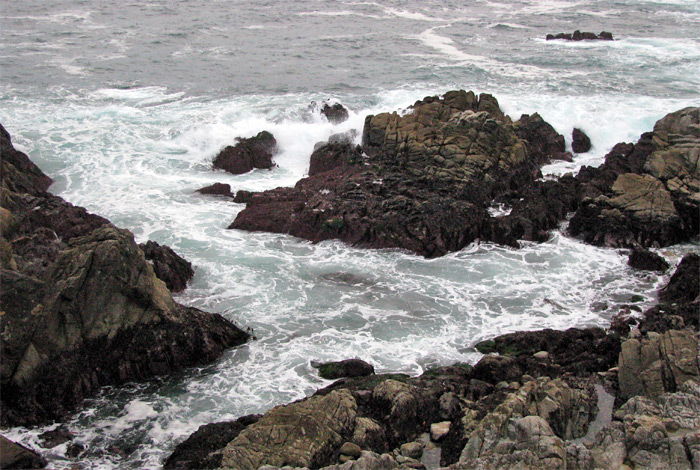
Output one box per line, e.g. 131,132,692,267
0,92,698,469
0,123,250,463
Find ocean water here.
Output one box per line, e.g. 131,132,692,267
1,0,699,468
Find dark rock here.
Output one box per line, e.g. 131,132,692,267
315,358,375,380
321,103,350,124
0,435,46,469
570,107,699,248
515,113,572,164
1,124,53,195
233,190,254,204
212,131,277,175
660,253,699,305
547,31,614,41
196,183,234,198
627,247,670,272
164,415,261,470
139,240,195,293
231,90,573,257
0,126,250,426
308,142,363,177
572,128,591,153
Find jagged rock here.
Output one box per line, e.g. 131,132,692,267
618,329,700,400
572,128,591,153
0,225,249,426
0,435,46,469
0,123,53,195
627,247,670,272
139,240,194,293
660,253,700,304
515,113,572,164
196,182,234,197
570,107,699,248
231,90,574,256
316,359,375,380
219,390,357,470
321,103,350,124
212,131,277,175
164,415,261,470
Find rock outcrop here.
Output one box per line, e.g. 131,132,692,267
572,128,591,153
212,130,277,175
546,31,614,41
315,359,376,380
0,124,250,426
0,435,47,469
570,107,700,248
627,247,670,272
139,240,195,293
321,103,350,124
196,182,235,198
231,90,576,257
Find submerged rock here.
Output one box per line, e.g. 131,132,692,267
0,125,250,426
627,247,670,272
546,31,614,41
196,182,235,198
212,130,277,175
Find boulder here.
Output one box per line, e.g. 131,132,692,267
429,421,451,442
219,389,357,470
139,240,195,293
212,131,277,175
196,182,234,197
316,359,375,380
0,435,46,469
572,128,591,153
321,103,350,124
514,113,571,164
659,253,699,305
627,247,670,272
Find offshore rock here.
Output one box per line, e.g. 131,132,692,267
196,182,235,198
0,125,249,426
570,107,700,248
546,31,614,41
212,130,277,175
231,90,574,257
316,359,376,380
321,103,350,124
139,240,195,293
572,128,591,153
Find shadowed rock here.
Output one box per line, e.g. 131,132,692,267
321,103,350,124
212,131,277,175
196,182,234,198
627,247,670,272
139,240,195,293
572,128,591,153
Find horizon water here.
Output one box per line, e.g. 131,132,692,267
1,0,699,468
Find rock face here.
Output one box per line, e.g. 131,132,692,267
572,128,591,153
0,125,249,426
139,240,195,293
212,130,277,175
231,90,575,257
219,390,358,470
570,107,700,248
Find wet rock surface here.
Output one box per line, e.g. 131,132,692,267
572,128,591,153
212,130,277,175
0,125,249,426
546,31,614,41
231,90,577,257
139,239,195,293
315,359,376,380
